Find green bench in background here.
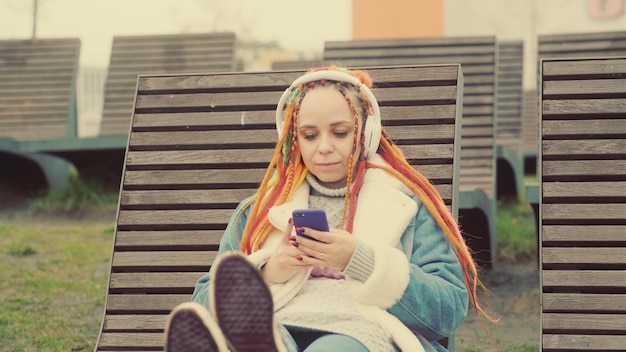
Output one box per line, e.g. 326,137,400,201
495,40,524,201
0,37,81,190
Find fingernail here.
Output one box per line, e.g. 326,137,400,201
295,227,303,233
288,217,293,224
288,236,296,241
295,255,303,261
290,241,299,248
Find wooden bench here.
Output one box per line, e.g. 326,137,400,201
528,30,626,232
528,31,626,169
0,37,81,189
0,37,81,141
539,56,626,351
323,36,497,267
99,32,238,137
94,64,464,351
522,89,539,175
495,40,524,201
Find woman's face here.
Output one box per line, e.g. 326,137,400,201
297,85,361,189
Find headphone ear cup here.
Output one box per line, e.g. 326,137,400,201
362,113,382,158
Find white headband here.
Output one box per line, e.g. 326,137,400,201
274,70,382,158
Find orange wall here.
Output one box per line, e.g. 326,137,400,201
352,0,444,39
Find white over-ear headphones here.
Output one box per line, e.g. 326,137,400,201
275,70,382,159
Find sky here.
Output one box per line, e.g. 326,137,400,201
0,0,352,67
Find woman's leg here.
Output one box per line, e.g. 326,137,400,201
303,334,369,352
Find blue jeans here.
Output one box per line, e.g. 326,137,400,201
280,325,369,352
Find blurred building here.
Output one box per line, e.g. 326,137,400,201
352,0,626,88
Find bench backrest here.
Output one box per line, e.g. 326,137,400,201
0,38,80,141
270,59,329,71
95,64,464,351
496,40,524,158
538,30,626,59
522,88,539,173
524,31,626,172
540,56,626,351
99,32,237,136
323,36,496,199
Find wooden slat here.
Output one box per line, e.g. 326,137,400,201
109,272,207,289
543,293,626,313
543,99,626,116
542,225,626,244
542,119,626,137
542,270,626,289
542,139,626,158
543,160,626,178
114,230,223,251
117,209,234,228
106,294,188,313
543,313,626,332
542,203,626,222
97,332,164,349
543,181,626,199
542,247,626,266
542,334,626,351
112,251,217,268
120,189,255,207
543,78,626,96
271,59,329,70
104,314,168,331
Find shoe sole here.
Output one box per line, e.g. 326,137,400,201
211,253,281,352
165,302,228,352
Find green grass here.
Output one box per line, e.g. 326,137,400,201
495,200,537,263
28,174,119,216
0,178,539,351
0,218,115,352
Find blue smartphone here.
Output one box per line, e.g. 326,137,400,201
292,208,329,241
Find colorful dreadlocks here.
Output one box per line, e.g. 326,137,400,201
233,65,497,323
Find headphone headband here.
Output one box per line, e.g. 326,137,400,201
275,70,382,158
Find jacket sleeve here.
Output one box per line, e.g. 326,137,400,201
190,199,251,309
387,199,469,342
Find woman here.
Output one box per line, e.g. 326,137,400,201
165,66,495,352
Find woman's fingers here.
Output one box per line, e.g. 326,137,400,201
295,227,358,270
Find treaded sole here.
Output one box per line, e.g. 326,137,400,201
166,303,221,352
212,253,280,352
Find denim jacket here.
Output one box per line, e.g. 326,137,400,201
192,155,469,351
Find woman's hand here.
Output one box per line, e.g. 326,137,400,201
261,219,311,284
294,226,358,271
